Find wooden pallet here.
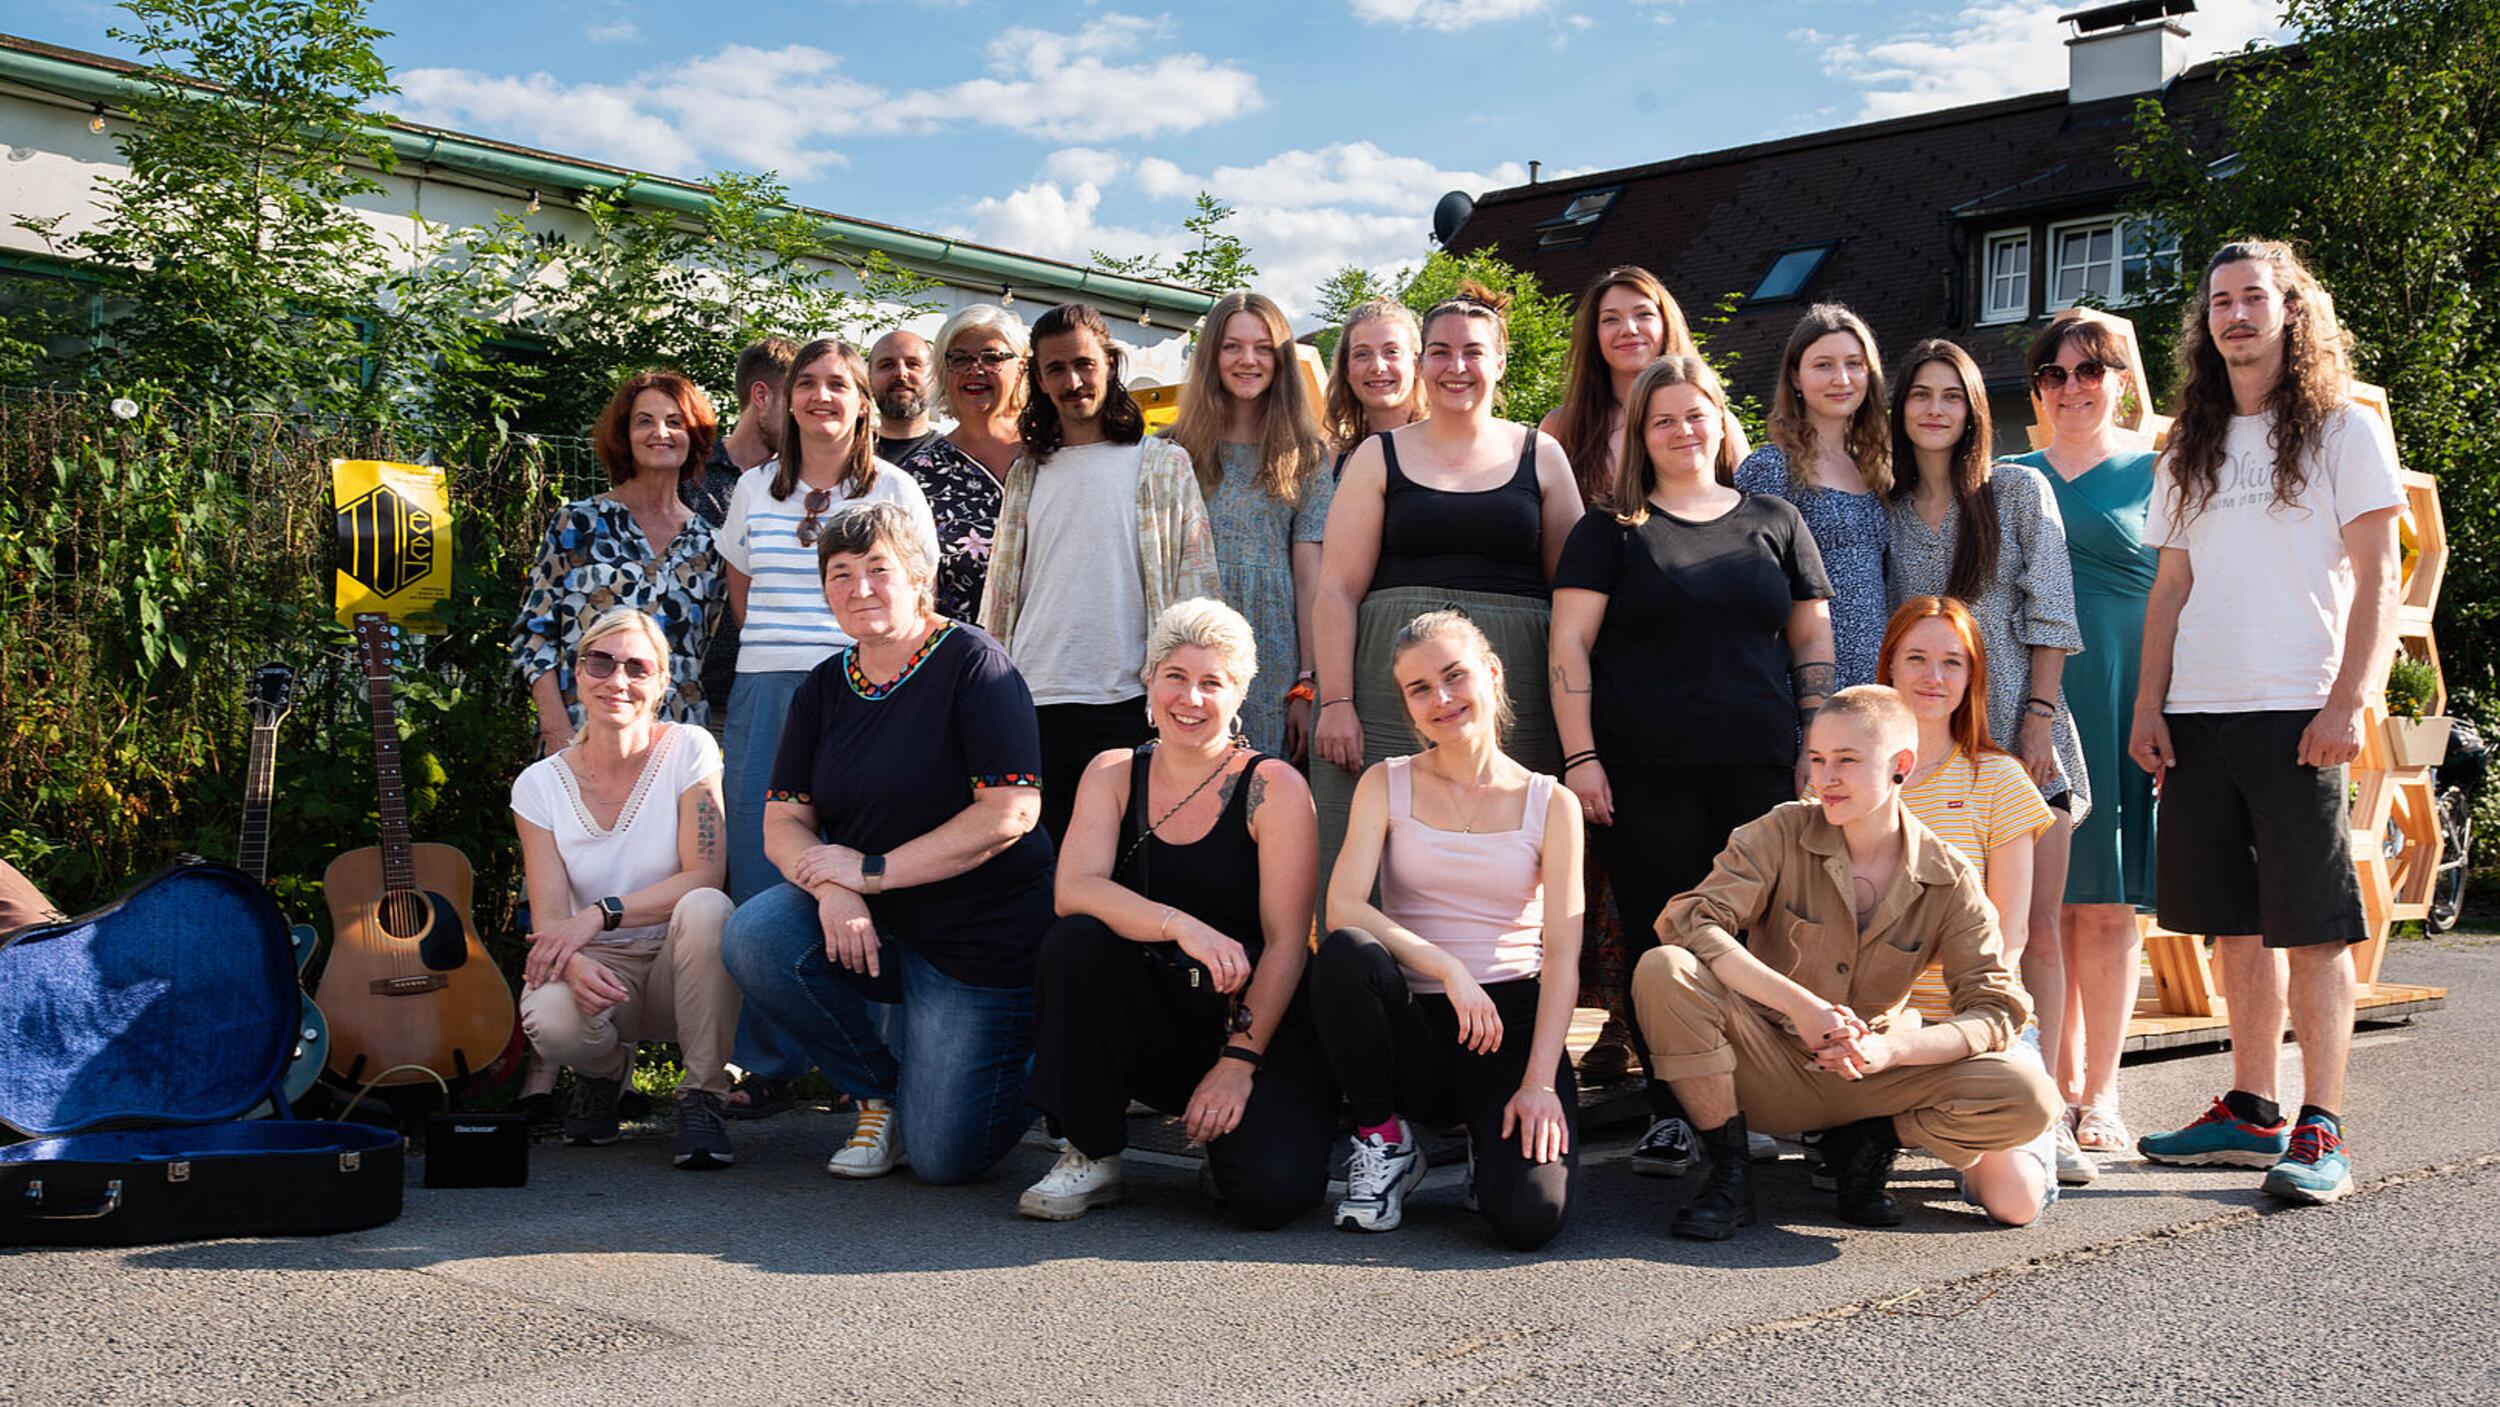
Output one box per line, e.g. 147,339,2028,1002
2124,981,2447,1054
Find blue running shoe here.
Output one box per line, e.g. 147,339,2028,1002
2262,1116,2353,1205
2138,1095,2289,1168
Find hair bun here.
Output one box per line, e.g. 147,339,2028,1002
1452,278,1511,314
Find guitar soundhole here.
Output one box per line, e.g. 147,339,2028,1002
378,889,430,939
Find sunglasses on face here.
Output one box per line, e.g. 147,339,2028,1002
580,649,657,682
796,487,835,546
2032,360,2111,391
944,349,1020,373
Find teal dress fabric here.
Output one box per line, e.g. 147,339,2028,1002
1204,442,1334,756
2015,448,2159,907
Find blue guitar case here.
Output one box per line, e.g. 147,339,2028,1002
0,862,403,1246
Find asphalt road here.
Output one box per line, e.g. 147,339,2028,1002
4,932,2493,1407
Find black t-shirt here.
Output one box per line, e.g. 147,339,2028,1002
766,623,1055,986
1553,494,1832,768
876,429,940,465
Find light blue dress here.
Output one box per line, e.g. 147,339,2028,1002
1736,445,1888,687
1204,442,1335,755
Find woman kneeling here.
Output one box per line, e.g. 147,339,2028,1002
721,502,1053,1185
1312,610,1584,1250
1021,598,1339,1226
514,608,738,1169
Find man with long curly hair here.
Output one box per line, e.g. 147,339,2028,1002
2126,240,2403,1205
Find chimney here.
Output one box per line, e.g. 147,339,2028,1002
2061,0,2193,104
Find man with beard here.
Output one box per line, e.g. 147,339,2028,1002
870,329,939,464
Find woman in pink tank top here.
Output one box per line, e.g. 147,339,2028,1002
1309,608,1585,1250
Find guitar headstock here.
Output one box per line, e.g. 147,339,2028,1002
351,612,402,681
247,662,296,728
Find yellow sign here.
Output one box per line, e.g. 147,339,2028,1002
332,459,450,629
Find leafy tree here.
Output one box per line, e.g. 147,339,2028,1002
1089,190,1256,295
1397,247,1573,425
2119,0,2500,712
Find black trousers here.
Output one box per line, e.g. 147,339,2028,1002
1600,760,1793,1113
1308,927,1575,1252
1036,697,1153,847
1024,915,1339,1231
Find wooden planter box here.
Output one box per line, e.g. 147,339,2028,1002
2384,714,2453,769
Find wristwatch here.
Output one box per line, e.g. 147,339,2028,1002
859,854,887,896
597,896,624,931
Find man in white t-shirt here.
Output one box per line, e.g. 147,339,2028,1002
2128,240,2403,1205
978,302,1220,844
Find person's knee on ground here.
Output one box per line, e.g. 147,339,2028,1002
1480,1186,1567,1252
1216,1165,1325,1232
1963,1147,2048,1227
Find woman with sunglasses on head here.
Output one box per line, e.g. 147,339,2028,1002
718,337,939,908
1167,292,1336,760
897,304,1028,625
1020,598,1338,1226
1320,297,1425,476
1310,282,1585,876
2004,309,2161,1159
1736,304,1893,688
513,608,738,1170
1313,610,1583,1250
1882,338,2092,1186
514,370,727,757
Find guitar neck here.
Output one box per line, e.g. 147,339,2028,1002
363,663,417,893
240,720,277,886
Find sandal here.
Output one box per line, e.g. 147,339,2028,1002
2074,1103,2132,1154
724,1073,798,1121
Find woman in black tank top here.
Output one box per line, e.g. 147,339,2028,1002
1307,284,1586,887
1022,598,1339,1228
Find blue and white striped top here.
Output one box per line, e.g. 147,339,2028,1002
718,458,940,674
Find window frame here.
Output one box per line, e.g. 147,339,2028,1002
1745,241,1838,306
1977,227,2032,325
1531,184,1622,251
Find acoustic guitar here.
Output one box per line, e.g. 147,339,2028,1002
238,662,331,1106
315,614,517,1087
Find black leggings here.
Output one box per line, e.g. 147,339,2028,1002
1308,927,1575,1252
1024,915,1339,1231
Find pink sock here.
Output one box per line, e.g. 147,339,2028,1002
1356,1116,1404,1145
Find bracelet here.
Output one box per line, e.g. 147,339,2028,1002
1562,750,1600,774
1285,679,1317,704
1157,905,1177,941
1319,696,1354,710
1296,668,1316,683
1220,1045,1264,1068
2024,697,2057,719
1526,1083,1556,1093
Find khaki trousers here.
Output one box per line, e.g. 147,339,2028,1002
520,888,739,1096
1631,945,2056,1169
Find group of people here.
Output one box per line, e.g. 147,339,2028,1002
499,234,2399,1246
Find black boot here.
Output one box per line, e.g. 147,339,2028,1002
1670,1116,1756,1241
1828,1115,1902,1227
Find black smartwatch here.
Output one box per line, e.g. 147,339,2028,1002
597,895,624,931
860,854,887,896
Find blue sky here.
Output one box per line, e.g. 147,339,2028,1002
23,0,2289,313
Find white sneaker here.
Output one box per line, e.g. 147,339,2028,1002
826,1098,906,1179
2052,1120,2100,1186
1018,1147,1124,1220
1334,1122,1425,1233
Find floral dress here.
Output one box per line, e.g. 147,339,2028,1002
899,436,1006,625
1735,445,1888,687
1203,442,1334,756
511,495,725,727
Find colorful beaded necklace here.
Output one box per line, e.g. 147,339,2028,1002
844,622,956,700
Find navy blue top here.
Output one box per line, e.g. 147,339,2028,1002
1735,445,1887,687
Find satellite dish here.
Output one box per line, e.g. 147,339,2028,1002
1431,190,1475,247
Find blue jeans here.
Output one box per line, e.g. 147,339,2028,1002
722,667,812,1077
722,882,1037,1185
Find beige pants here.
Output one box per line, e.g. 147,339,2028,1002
1631,945,2056,1169
520,888,738,1096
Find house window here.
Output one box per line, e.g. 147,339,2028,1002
1533,186,1620,250
2047,216,2177,308
1748,243,1836,304
1979,229,2031,324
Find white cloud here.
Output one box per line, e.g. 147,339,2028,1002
583,19,641,45
888,15,1261,142
1350,0,1548,30
1814,0,2290,121
1137,142,1529,216
1045,147,1129,185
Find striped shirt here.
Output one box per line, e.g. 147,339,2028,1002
1899,746,2054,1021
718,459,939,674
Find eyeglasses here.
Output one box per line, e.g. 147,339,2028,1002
580,649,657,682
944,349,1021,373
796,487,834,546
1223,993,1253,1037
2032,360,2111,391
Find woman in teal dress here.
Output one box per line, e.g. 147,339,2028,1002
1164,292,1334,758
2007,309,2158,1158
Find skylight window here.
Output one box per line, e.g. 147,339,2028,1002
1532,185,1621,250
1748,243,1836,303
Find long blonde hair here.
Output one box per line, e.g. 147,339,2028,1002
1321,297,1425,449
1167,292,1328,505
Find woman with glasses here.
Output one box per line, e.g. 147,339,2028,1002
1020,598,1338,1226
2005,309,2161,1160
514,370,726,756
719,337,939,909
513,608,738,1170
1882,338,2093,1187
899,305,1029,624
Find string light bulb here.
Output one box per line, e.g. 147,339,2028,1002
999,284,1014,307
525,188,542,215
88,104,107,135
1138,306,1151,327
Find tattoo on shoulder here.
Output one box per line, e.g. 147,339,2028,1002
1245,767,1269,823
1214,766,1241,812
694,793,720,860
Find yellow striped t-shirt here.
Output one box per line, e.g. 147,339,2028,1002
1899,747,2054,1021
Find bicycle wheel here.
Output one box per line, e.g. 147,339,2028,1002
2428,785,2471,933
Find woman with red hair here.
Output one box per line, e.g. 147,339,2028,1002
514,369,725,754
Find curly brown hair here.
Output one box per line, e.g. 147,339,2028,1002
2162,239,2354,525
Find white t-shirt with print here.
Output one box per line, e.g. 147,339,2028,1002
510,724,722,944
718,460,940,674
2147,402,2403,713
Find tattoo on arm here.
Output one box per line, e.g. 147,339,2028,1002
1245,767,1268,824
694,794,720,862
1790,660,1836,709
1550,663,1590,696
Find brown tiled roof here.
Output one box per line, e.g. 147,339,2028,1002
1450,62,2233,396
